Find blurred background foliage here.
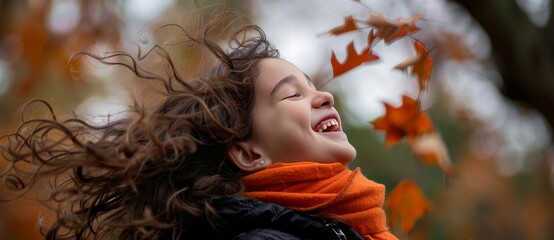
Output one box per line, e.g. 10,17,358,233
0,0,553,239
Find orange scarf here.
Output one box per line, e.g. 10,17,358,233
243,162,398,240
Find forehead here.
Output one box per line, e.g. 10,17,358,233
255,58,305,92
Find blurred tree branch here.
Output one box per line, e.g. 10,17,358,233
453,0,554,137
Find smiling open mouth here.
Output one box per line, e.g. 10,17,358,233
314,118,340,132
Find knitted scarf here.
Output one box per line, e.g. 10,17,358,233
243,162,398,240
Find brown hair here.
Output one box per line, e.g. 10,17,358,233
0,16,279,240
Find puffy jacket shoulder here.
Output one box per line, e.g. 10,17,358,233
184,195,363,240
233,228,302,240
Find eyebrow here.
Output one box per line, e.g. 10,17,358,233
270,74,314,97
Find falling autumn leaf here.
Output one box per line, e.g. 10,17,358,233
363,13,422,44
394,40,434,91
367,29,378,48
322,16,359,36
372,95,433,145
330,32,379,77
409,40,434,90
437,33,473,61
407,130,454,175
387,180,430,233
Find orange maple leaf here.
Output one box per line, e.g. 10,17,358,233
371,95,433,145
407,131,454,175
387,180,431,233
364,13,422,44
330,32,379,77
323,16,359,36
394,40,434,91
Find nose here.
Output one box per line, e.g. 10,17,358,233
312,91,334,108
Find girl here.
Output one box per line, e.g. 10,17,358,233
0,13,397,240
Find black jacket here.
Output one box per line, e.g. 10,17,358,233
184,195,364,240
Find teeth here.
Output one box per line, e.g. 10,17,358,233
315,118,339,132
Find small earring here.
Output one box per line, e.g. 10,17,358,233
259,160,265,166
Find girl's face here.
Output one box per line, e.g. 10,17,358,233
244,58,356,166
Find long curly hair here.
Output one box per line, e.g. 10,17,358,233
0,12,279,240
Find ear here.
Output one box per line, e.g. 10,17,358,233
227,141,269,172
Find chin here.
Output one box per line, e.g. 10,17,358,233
336,146,357,164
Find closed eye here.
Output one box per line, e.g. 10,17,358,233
283,93,301,100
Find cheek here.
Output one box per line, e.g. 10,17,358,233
251,114,285,143
277,102,311,121
249,108,277,144
263,106,310,134
250,107,309,145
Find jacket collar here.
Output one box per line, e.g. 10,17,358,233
185,195,363,240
